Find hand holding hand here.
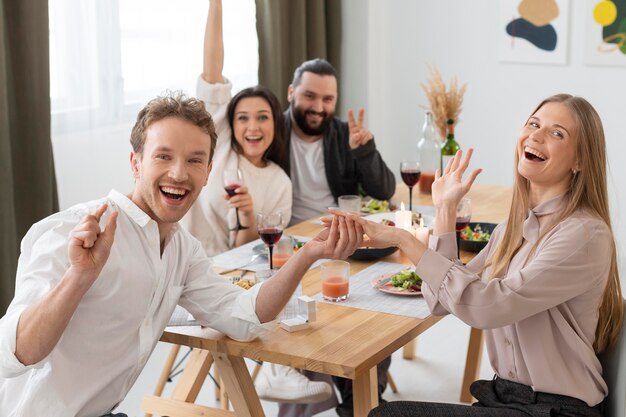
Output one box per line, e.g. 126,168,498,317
307,215,363,260
224,185,254,214
68,203,118,280
431,149,482,210
348,108,374,149
326,209,405,249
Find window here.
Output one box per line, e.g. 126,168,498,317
49,0,258,134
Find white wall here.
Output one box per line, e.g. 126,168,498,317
52,123,136,209
341,0,626,257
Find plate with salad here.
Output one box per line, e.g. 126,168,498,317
371,269,423,296
458,222,496,253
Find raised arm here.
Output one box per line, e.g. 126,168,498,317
14,204,117,366
202,0,225,84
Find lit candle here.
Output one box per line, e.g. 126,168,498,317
414,217,430,245
395,202,412,231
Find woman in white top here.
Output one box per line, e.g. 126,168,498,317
182,0,292,256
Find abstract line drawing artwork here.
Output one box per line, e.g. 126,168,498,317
498,0,570,65
584,0,626,66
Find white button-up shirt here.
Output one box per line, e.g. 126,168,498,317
0,190,268,417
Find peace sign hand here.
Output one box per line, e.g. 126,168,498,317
348,108,374,149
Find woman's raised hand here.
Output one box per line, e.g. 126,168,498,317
432,148,482,210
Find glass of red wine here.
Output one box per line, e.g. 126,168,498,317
455,197,472,259
257,212,284,270
222,168,248,231
400,160,421,212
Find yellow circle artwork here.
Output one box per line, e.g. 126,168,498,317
593,0,618,27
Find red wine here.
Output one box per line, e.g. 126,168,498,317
455,217,470,232
401,170,421,187
259,228,283,245
224,183,240,197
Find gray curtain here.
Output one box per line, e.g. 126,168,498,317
255,0,342,110
0,0,58,314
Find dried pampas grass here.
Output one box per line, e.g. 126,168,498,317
421,66,467,140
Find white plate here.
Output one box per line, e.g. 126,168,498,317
364,212,434,227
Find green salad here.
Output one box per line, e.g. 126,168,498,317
460,224,491,242
390,269,422,291
361,199,390,214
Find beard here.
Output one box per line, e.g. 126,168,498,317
291,103,334,136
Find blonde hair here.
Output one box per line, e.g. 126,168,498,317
486,94,623,353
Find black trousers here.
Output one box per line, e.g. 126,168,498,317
368,376,602,417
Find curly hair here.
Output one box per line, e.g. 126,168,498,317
130,91,217,163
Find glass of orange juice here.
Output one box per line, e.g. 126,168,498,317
272,237,293,269
320,260,350,302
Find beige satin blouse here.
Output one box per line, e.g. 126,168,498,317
416,195,611,406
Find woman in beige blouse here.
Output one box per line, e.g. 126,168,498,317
335,94,623,416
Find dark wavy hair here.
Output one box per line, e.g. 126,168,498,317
226,86,287,171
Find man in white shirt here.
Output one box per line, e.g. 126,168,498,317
0,92,362,417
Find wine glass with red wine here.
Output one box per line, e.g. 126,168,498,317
222,169,248,231
455,197,472,259
257,212,284,270
400,160,421,212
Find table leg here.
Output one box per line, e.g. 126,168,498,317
142,348,216,417
353,366,379,417
402,338,416,359
460,327,484,403
171,348,213,402
145,344,181,417
211,351,265,417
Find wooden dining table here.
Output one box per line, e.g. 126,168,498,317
142,183,512,417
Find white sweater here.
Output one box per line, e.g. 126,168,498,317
181,77,292,256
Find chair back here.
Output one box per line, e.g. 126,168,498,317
598,299,626,417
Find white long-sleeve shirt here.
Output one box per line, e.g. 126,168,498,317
181,77,292,256
0,190,268,417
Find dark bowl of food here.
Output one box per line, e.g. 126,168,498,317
349,246,398,261
458,222,497,253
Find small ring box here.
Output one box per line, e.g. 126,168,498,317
280,295,316,332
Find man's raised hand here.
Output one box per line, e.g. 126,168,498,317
348,108,374,149
68,203,118,280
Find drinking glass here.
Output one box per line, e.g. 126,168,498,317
338,195,362,213
272,237,294,269
222,169,248,230
455,197,472,259
400,161,421,212
256,212,284,270
320,260,350,302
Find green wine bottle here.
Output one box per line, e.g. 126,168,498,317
441,118,460,172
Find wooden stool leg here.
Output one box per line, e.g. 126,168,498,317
145,344,181,417
386,371,398,393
